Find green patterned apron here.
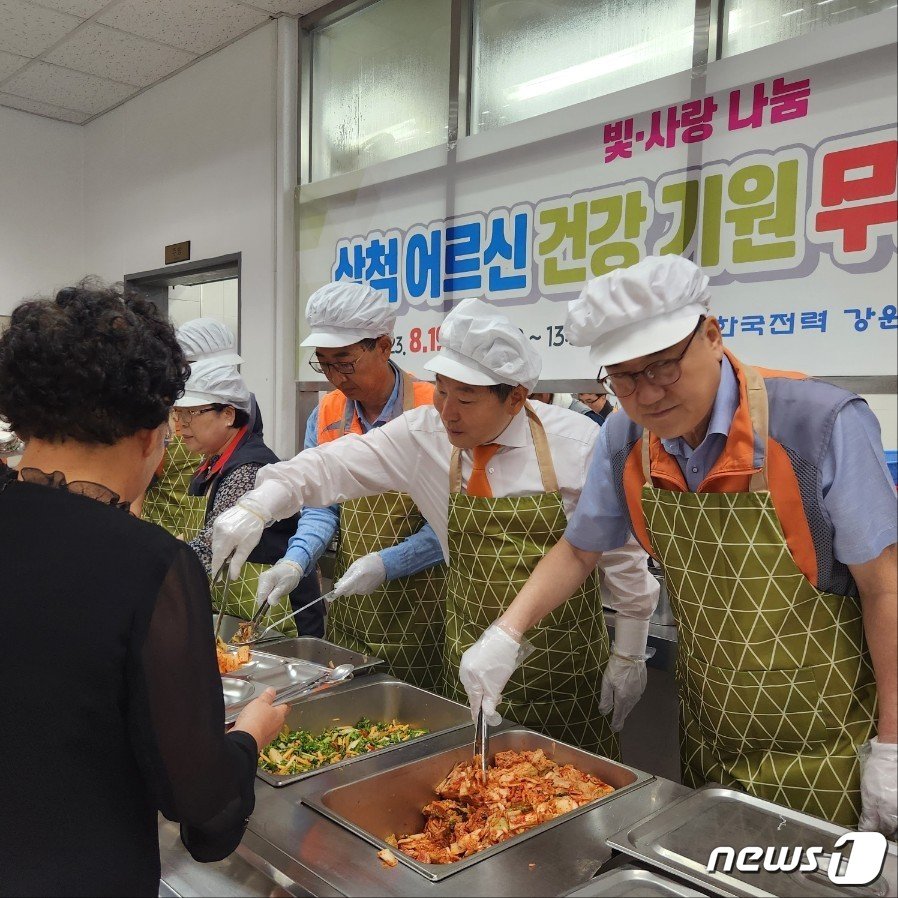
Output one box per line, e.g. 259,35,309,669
181,478,299,639
141,436,203,538
326,373,446,692
443,404,619,758
640,366,876,825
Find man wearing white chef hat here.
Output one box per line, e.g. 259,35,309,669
461,254,897,834
211,296,659,754
253,281,446,691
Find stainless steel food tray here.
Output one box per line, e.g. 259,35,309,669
221,676,267,718
262,636,383,675
302,727,654,882
606,785,898,897
232,651,326,692
565,863,708,896
256,675,472,787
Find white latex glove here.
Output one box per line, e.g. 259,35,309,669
333,553,387,597
256,560,304,609
459,622,534,726
211,496,271,580
598,651,648,732
598,616,652,732
858,738,898,838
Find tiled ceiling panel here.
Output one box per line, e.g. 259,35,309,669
248,0,336,14
44,23,197,87
33,0,115,17
0,49,29,80
0,0,337,124
0,0,81,57
97,0,270,55
0,89,90,122
4,60,134,114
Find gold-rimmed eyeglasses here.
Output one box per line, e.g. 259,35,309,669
171,406,217,425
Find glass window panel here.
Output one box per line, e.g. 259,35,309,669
722,0,894,58
311,0,452,180
472,0,696,133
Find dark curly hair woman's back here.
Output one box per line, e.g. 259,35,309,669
0,278,189,444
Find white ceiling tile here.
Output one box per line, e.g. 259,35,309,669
0,91,89,123
242,0,331,14
44,23,196,87
0,49,30,80
29,0,114,17
0,0,82,57
98,0,270,55
4,61,135,114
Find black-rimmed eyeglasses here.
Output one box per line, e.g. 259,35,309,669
308,352,368,376
597,319,703,398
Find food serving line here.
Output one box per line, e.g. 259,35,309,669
159,631,897,898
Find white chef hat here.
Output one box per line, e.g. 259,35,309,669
565,255,711,368
300,281,397,348
176,318,242,365
424,297,542,392
174,358,251,412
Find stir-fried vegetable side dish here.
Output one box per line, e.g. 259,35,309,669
388,749,614,865
259,718,429,775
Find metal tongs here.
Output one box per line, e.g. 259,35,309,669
474,707,490,784
212,553,238,640
229,589,338,646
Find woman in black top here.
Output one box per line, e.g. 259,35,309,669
0,281,288,897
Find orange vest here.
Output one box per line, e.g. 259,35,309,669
317,376,434,444
623,350,819,586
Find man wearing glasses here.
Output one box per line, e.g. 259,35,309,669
458,254,897,835
254,282,446,691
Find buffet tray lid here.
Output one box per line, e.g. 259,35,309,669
564,863,709,896
605,785,897,898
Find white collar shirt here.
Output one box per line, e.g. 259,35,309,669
254,400,657,618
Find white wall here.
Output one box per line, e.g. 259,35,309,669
0,106,84,313
81,22,284,447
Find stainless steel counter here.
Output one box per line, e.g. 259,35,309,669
159,724,691,897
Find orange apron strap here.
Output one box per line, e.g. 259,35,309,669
449,403,559,495
641,429,651,484
743,365,770,493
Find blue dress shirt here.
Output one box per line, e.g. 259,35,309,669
565,356,897,567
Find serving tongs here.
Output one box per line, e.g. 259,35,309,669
212,553,237,640
474,707,490,784
229,589,338,646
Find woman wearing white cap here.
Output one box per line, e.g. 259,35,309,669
210,297,659,754
252,282,445,691
140,318,239,536
459,255,896,833
172,358,322,637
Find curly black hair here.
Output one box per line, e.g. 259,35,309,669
0,278,190,445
